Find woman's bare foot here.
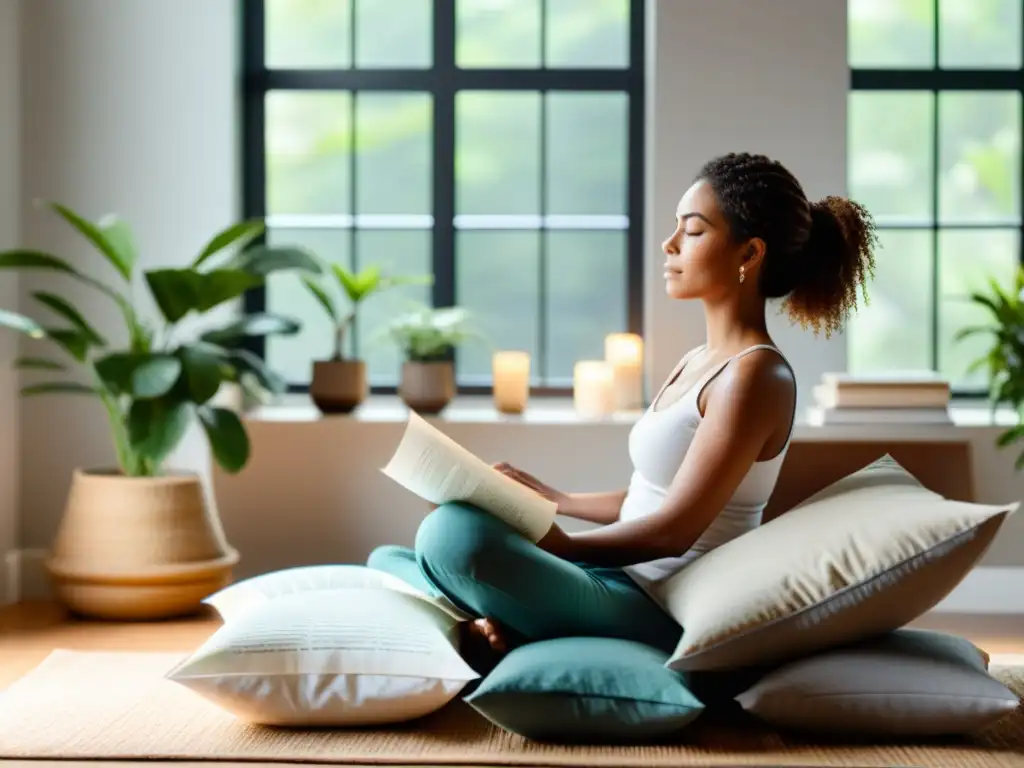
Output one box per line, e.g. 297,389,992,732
459,618,513,675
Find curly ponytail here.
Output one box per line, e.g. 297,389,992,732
696,153,877,337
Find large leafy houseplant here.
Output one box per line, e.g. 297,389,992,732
956,267,1024,468
0,202,319,476
299,263,432,413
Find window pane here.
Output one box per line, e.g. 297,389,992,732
545,231,627,382
457,0,541,68
848,91,933,224
939,92,1021,224
455,232,540,380
848,0,935,68
265,0,352,69
940,0,1022,68
847,229,934,374
354,230,434,385
266,92,351,215
547,93,628,216
938,228,1021,389
266,228,352,384
456,92,541,215
355,93,432,215
355,0,432,68
546,0,629,68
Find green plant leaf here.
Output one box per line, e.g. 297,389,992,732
98,215,138,279
997,424,1024,448
0,249,80,276
300,277,337,321
177,344,226,404
132,356,183,399
21,382,98,397
192,219,265,269
128,398,192,467
94,353,182,399
198,406,250,473
332,265,359,302
144,269,263,323
49,202,132,282
231,245,321,276
0,309,46,339
0,249,136,331
228,346,287,394
32,292,106,345
954,324,996,343
46,329,92,362
201,313,300,344
14,356,65,370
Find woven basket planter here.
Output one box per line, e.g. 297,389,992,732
44,469,239,620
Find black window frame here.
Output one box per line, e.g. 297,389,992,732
241,0,647,397
849,0,1024,397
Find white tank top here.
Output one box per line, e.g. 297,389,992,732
619,344,795,601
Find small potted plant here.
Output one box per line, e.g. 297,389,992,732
957,267,1024,469
0,201,317,619
384,304,480,414
301,264,431,414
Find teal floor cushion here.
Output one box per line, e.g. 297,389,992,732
463,636,704,742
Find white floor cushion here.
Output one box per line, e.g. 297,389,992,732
167,588,479,726
203,563,470,622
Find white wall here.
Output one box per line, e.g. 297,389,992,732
644,0,848,412
0,0,21,605
17,0,238,552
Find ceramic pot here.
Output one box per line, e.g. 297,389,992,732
310,359,367,414
44,469,239,621
399,360,455,414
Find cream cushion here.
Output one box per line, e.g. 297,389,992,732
168,588,478,726
658,455,1016,671
203,564,470,622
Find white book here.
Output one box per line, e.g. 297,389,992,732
806,406,953,426
381,412,558,542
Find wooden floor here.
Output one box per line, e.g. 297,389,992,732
1,601,1023,767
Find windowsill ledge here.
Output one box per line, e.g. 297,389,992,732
245,394,1020,441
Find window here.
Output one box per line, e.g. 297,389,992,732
846,0,1024,393
242,0,645,394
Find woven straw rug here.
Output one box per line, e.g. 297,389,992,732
0,650,1023,767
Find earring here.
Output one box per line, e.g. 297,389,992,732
739,265,746,284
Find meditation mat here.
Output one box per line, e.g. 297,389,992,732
1,650,1023,768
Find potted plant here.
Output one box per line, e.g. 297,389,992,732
0,201,317,619
300,264,432,414
957,267,1024,469
384,304,480,414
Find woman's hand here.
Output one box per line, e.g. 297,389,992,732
492,462,570,512
536,522,576,559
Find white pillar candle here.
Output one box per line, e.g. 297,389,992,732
492,351,530,414
573,360,615,418
605,332,644,411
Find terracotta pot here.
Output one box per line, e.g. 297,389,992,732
400,360,455,414
44,469,239,621
310,359,367,414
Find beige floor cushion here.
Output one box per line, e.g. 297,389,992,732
657,455,1016,671
168,587,478,726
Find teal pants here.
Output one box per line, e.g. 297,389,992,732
366,501,683,655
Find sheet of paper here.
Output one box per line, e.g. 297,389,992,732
381,412,557,541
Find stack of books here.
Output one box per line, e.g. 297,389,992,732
807,372,953,425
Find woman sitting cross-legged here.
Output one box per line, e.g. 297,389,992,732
368,151,878,671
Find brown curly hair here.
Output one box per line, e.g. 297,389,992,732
696,152,877,337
